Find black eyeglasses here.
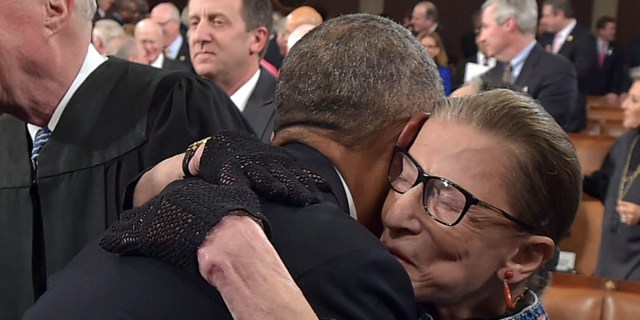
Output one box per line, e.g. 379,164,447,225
388,147,537,232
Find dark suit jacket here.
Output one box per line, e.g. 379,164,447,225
590,41,625,95
540,23,598,131
162,55,192,72
0,58,252,319
174,33,192,70
24,143,417,320
242,68,278,143
485,43,578,130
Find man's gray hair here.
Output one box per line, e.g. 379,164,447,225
482,0,538,35
93,19,125,44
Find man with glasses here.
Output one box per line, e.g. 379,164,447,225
150,2,192,69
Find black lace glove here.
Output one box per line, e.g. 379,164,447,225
199,131,331,206
100,178,268,273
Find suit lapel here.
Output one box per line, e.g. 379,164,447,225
243,68,277,138
514,44,541,88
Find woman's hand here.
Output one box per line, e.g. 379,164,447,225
617,200,640,225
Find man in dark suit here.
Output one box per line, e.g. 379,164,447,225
150,2,192,70
589,16,625,104
25,13,445,320
539,0,598,131
410,1,452,61
189,0,276,142
0,0,252,318
134,18,191,72
477,0,577,130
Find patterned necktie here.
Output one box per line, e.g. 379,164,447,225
31,127,52,167
502,63,513,83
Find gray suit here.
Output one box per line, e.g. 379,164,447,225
485,43,578,130
242,68,277,143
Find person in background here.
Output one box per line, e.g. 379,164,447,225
584,69,640,280
281,6,323,56
94,0,116,22
539,0,597,132
107,34,146,64
134,18,190,71
478,0,577,131
92,19,125,56
589,16,625,105
418,31,452,96
150,2,192,69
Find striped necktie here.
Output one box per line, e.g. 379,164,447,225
31,127,52,167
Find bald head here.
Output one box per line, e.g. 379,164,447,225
283,6,322,55
134,19,164,64
150,2,182,47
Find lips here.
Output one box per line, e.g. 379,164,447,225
385,244,416,267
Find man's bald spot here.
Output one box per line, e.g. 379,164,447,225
285,6,323,32
135,18,163,38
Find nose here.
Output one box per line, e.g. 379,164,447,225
382,186,424,237
190,21,211,48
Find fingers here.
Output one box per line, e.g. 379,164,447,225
617,201,640,225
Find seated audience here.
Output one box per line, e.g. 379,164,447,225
584,70,640,280
92,19,124,55
134,18,189,71
418,31,452,95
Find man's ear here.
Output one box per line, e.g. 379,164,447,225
395,113,429,150
249,26,269,56
499,235,555,282
45,0,72,34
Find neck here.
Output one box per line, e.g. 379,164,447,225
218,60,260,96
273,125,404,236
434,282,528,320
497,34,534,63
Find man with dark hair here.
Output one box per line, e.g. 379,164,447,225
0,0,251,318
25,13,444,320
188,0,277,142
589,16,625,104
539,0,598,132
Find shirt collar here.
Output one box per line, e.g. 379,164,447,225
334,167,358,220
230,68,261,112
508,40,536,81
28,44,107,140
166,35,184,60
150,53,164,69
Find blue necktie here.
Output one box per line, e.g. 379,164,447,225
31,127,52,167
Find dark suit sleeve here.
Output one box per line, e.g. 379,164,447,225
296,248,417,320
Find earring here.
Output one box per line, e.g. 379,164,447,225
503,269,523,310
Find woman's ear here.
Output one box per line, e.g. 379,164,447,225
498,235,554,283
45,0,72,34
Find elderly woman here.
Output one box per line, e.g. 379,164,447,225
584,70,640,280
150,90,579,320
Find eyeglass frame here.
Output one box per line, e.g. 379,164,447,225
388,146,538,233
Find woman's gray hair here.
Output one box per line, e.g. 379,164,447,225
482,0,538,36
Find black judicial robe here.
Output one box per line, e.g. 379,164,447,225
584,130,640,280
0,58,252,319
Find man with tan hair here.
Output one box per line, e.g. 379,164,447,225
150,2,191,68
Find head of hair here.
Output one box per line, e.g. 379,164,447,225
433,89,580,244
417,1,439,22
93,19,125,45
78,0,98,22
241,0,273,35
417,30,448,66
543,0,574,19
275,13,444,149
596,15,616,30
111,35,140,60
482,0,538,36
